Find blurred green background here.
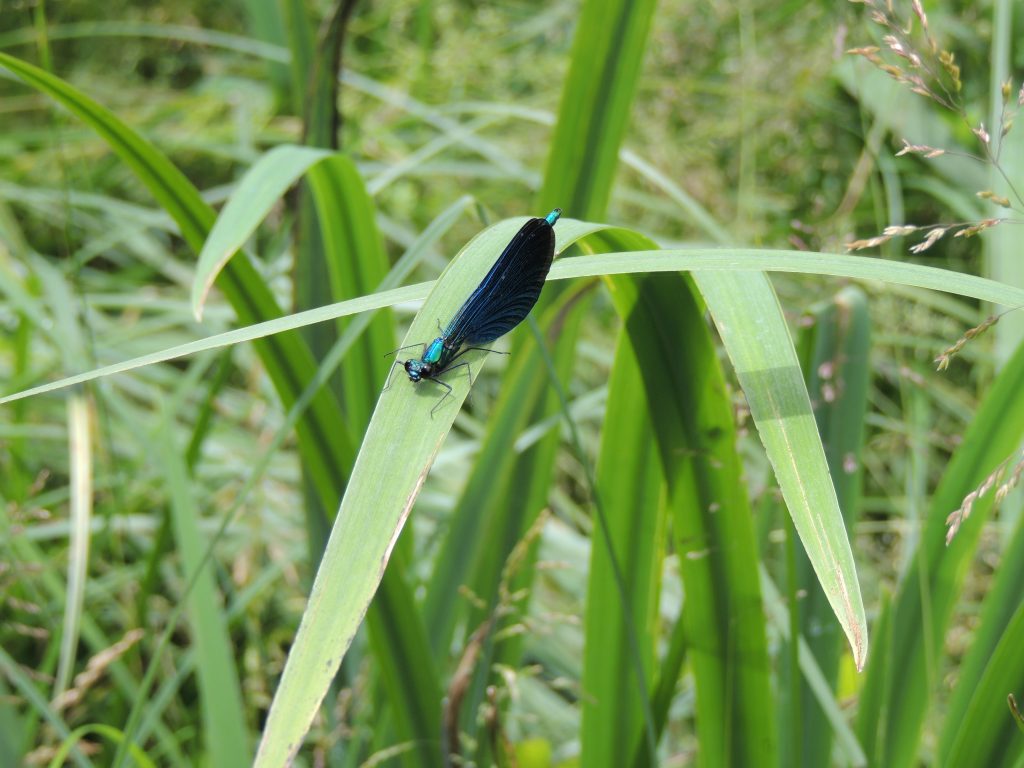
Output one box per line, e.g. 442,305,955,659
2,0,1023,766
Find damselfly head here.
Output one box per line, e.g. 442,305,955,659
403,359,425,381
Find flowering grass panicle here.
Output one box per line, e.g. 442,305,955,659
848,1,1024,543
945,448,1024,544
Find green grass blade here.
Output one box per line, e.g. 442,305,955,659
783,286,871,764
460,295,594,766
0,283,431,405
945,600,1024,767
760,567,867,766
237,0,290,97
307,154,396,434
0,199,469,410
941,512,1024,766
985,0,1024,363
155,414,250,766
695,270,867,669
638,604,688,768
48,724,156,768
54,395,92,699
5,244,1024,408
191,144,333,319
582,294,665,767
252,215,535,766
298,153,440,763
610,273,776,766
856,337,1024,766
538,0,657,217
290,1,344,569
280,0,316,116
422,285,593,660
364,549,443,768
548,247,1024,307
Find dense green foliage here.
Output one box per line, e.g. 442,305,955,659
1,0,1023,766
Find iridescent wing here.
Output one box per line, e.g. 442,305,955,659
443,212,559,346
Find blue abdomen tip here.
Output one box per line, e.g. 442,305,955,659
545,208,561,225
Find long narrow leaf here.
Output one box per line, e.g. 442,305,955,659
253,215,536,765
941,512,1024,767
191,145,333,318
423,285,594,659
7,245,1023,405
583,327,664,767
155,414,250,767
307,154,396,434
538,0,657,217
785,287,871,765
857,336,1024,766
695,270,867,669
610,273,776,766
54,395,92,698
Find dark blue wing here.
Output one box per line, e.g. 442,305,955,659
443,214,557,346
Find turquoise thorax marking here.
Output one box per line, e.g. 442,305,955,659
423,337,445,365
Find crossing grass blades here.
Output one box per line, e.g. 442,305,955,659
387,209,562,415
